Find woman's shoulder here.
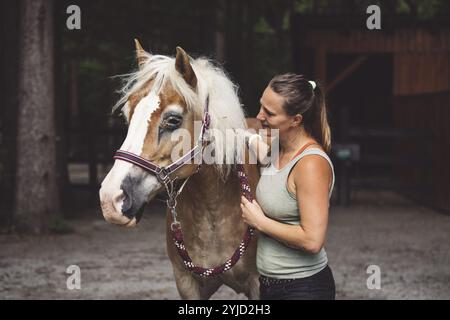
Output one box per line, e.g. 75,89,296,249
292,141,326,161
286,142,334,194
295,152,330,170
291,144,332,178
303,139,324,152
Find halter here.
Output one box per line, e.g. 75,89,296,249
114,95,210,183
114,95,210,226
113,95,255,277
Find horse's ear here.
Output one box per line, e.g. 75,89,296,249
175,47,197,89
134,39,149,69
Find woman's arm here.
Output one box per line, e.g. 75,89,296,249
245,132,272,165
241,155,332,254
244,117,272,165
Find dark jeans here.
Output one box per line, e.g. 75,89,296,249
259,265,336,300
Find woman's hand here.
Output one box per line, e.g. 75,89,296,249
240,196,268,231
243,131,271,165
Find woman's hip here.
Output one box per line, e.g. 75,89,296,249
259,265,336,300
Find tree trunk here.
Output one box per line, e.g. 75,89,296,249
0,0,20,226
54,0,69,211
214,0,226,63
15,0,59,233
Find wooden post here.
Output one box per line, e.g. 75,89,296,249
0,0,20,225
339,106,351,206
54,0,69,211
69,60,80,125
315,47,327,84
214,0,226,63
87,119,98,205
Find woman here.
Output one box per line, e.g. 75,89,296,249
241,73,336,300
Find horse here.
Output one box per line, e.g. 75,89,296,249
99,40,260,299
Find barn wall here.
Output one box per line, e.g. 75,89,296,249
305,29,450,54
393,91,450,212
301,24,450,211
394,53,450,95
393,53,450,212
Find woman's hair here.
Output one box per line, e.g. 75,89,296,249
269,73,331,153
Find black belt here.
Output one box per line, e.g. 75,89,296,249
259,275,294,287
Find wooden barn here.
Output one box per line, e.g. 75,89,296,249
291,15,450,212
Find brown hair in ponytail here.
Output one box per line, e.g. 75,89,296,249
269,73,331,153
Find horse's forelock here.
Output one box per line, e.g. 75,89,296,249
114,54,247,179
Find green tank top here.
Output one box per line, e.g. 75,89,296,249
255,148,335,279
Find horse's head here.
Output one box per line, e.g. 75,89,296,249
100,41,211,227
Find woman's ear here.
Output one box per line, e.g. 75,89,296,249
292,114,303,127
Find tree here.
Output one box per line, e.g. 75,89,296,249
15,0,60,233
0,0,20,226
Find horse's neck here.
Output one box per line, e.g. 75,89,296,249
180,165,240,215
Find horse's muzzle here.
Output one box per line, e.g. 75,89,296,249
119,174,150,222
99,188,137,227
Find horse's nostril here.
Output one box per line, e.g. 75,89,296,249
119,174,148,221
135,203,146,223
121,189,129,202
111,190,126,214
121,190,133,217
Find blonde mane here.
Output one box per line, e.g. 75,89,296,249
114,53,248,179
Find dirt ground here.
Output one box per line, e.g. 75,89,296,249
1,190,449,300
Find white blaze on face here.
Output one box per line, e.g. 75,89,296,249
120,91,161,153
99,91,161,221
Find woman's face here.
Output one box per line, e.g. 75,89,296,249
256,86,297,136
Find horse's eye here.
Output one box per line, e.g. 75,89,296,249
161,115,183,130
167,117,181,126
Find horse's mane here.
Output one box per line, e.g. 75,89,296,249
113,53,248,179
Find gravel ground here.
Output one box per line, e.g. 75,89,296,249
1,191,449,300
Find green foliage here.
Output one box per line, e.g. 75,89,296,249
254,16,275,34
395,0,450,19
49,216,74,234
294,0,314,14
58,0,449,120
397,0,412,13
292,0,449,17
282,11,291,30
415,0,447,19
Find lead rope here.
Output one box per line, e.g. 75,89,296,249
169,164,255,277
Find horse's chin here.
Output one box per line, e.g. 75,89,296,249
123,218,138,228
100,200,139,228
103,213,137,228
105,214,139,228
